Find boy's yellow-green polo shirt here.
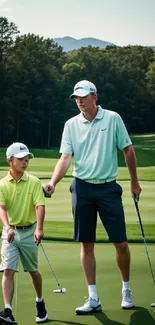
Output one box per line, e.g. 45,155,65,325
0,171,45,226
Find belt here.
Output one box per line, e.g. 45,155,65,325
85,178,116,184
10,223,35,230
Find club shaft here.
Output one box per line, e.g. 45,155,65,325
14,271,18,319
133,198,155,286
143,238,155,285
40,243,60,286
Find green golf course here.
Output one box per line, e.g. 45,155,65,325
0,242,155,325
0,133,154,324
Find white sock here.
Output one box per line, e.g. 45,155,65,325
122,281,130,290
36,297,43,302
5,304,12,310
88,285,98,300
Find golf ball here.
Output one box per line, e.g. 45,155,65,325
62,288,66,293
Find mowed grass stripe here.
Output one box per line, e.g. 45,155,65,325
1,166,155,180
37,221,155,242
43,179,155,223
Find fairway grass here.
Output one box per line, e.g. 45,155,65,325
0,134,154,242
0,242,154,325
43,179,155,223
0,177,154,241
43,178,155,242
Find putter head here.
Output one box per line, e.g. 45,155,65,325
53,288,66,293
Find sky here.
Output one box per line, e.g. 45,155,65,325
0,0,155,46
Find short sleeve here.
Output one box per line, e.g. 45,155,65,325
116,114,132,150
59,122,73,154
0,186,6,206
33,180,45,206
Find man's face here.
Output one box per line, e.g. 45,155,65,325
8,155,29,173
75,93,97,113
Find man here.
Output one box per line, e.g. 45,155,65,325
0,142,48,324
44,80,142,315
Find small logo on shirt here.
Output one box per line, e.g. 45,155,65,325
101,128,107,131
125,138,129,143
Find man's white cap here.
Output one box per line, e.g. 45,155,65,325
6,142,34,159
70,80,97,99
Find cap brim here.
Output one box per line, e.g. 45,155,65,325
13,152,34,159
70,89,90,99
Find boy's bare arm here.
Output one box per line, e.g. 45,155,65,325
0,205,15,242
35,205,45,245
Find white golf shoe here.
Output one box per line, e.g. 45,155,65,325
121,289,134,309
151,302,155,307
76,297,102,315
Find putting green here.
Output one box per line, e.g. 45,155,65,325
0,242,155,325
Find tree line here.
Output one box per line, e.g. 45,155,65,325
0,17,155,149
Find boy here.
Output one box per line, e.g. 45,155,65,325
0,142,48,324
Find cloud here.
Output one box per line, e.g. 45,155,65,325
0,0,12,11
0,7,12,11
0,0,9,3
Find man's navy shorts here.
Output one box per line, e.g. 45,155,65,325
70,178,127,243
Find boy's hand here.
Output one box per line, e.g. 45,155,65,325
7,227,15,243
35,229,44,245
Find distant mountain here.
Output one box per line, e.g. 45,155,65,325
53,36,115,52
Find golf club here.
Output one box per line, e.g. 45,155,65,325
132,195,155,307
14,270,18,320
40,243,66,294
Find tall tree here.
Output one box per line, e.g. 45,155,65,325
0,16,19,50
3,33,65,147
0,17,19,144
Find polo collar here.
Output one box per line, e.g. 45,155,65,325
7,171,28,182
80,105,104,123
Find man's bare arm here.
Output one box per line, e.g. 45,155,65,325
44,153,72,196
123,145,142,200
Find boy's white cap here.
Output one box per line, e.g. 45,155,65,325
70,80,97,99
6,142,34,159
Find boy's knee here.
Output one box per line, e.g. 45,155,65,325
4,269,15,278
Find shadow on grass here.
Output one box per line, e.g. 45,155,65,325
46,319,87,325
94,306,155,325
40,307,155,325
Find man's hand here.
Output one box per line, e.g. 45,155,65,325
43,184,55,197
7,227,15,243
35,228,44,245
131,180,142,201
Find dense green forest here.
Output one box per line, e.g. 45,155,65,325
0,17,155,148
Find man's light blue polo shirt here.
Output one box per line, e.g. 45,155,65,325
60,106,132,180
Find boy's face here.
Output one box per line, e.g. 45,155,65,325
8,155,30,173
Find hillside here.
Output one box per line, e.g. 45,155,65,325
54,36,155,52
53,36,115,52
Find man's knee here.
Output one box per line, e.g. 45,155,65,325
81,242,95,255
29,269,41,278
114,241,129,253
